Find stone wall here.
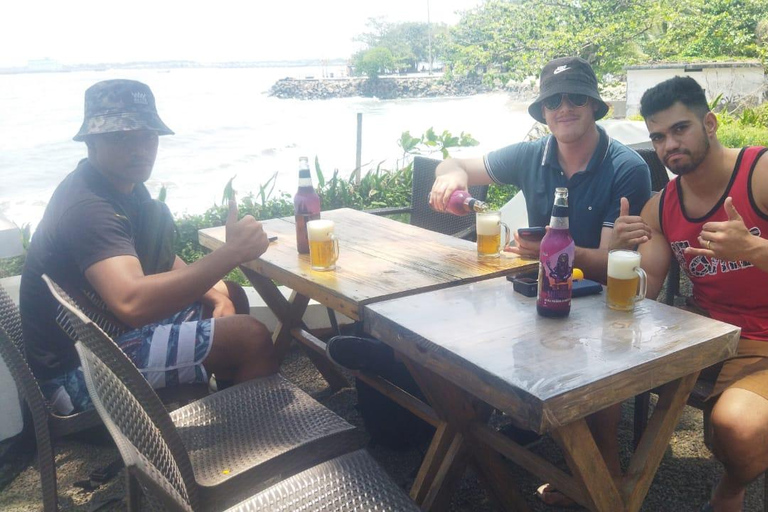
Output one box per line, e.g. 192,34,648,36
270,76,538,101
269,74,626,103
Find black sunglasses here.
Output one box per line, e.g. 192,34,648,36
542,93,590,110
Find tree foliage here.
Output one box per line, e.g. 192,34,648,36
354,17,450,73
353,47,396,79
443,0,768,80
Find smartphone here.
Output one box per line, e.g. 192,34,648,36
268,235,278,242
517,227,546,241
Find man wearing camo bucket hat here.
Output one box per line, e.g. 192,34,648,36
20,79,278,416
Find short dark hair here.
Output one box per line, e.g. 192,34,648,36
640,76,710,119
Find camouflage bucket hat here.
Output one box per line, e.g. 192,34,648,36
73,79,174,141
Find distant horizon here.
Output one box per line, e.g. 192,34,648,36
1,56,351,71
2,0,481,68
0,58,348,75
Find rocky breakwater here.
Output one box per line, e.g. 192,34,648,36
269,75,505,100
270,74,626,106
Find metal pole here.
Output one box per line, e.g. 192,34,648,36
355,112,363,185
427,0,432,75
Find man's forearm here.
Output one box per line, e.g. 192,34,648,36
92,246,246,327
574,246,609,283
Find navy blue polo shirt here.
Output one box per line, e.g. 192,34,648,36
484,126,651,248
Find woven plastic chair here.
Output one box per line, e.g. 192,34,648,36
0,283,102,512
42,275,364,510
369,155,489,240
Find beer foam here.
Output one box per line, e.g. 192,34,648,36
607,250,641,280
307,219,334,241
476,213,501,236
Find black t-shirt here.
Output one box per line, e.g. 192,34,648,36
20,159,148,380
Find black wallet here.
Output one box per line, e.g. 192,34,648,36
572,279,603,297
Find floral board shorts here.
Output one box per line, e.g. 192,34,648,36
40,302,213,415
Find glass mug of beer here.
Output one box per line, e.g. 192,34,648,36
476,211,511,258
306,219,339,271
607,250,647,311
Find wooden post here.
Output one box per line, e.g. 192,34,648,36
355,112,362,185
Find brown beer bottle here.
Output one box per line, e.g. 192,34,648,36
537,187,575,317
293,156,321,254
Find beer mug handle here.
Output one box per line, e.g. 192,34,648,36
635,267,647,302
330,234,340,265
499,221,511,250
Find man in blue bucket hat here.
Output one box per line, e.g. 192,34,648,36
20,79,277,415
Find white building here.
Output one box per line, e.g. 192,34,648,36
625,61,765,117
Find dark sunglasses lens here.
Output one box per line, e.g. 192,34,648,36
543,94,563,110
569,94,589,107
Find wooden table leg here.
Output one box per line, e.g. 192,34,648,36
410,421,457,504
472,441,531,512
421,432,471,511
402,360,528,512
551,371,699,512
621,372,699,512
241,266,348,390
551,419,622,511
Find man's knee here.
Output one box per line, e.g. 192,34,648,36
711,391,768,464
216,314,271,346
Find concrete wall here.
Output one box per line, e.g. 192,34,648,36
627,65,765,117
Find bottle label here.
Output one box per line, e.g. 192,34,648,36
537,246,574,309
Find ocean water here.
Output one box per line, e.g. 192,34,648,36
0,66,534,229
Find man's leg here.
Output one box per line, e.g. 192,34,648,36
203,314,278,384
709,387,768,512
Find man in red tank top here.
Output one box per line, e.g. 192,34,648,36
611,76,768,512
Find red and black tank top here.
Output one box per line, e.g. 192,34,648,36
660,146,768,340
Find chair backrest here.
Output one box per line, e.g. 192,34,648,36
53,285,129,343
0,283,50,409
409,156,489,239
635,148,670,193
42,275,200,511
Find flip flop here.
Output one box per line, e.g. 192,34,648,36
536,483,579,508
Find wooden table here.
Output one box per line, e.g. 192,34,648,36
199,208,536,389
364,278,741,512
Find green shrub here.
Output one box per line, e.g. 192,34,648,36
486,184,520,210
0,256,24,279
717,124,768,148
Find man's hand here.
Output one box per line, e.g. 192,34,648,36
207,293,236,318
224,195,269,264
686,197,757,261
610,197,651,250
429,165,469,212
505,229,545,259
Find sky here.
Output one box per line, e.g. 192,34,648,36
1,0,481,67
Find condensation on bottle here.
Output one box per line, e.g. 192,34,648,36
536,187,575,318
